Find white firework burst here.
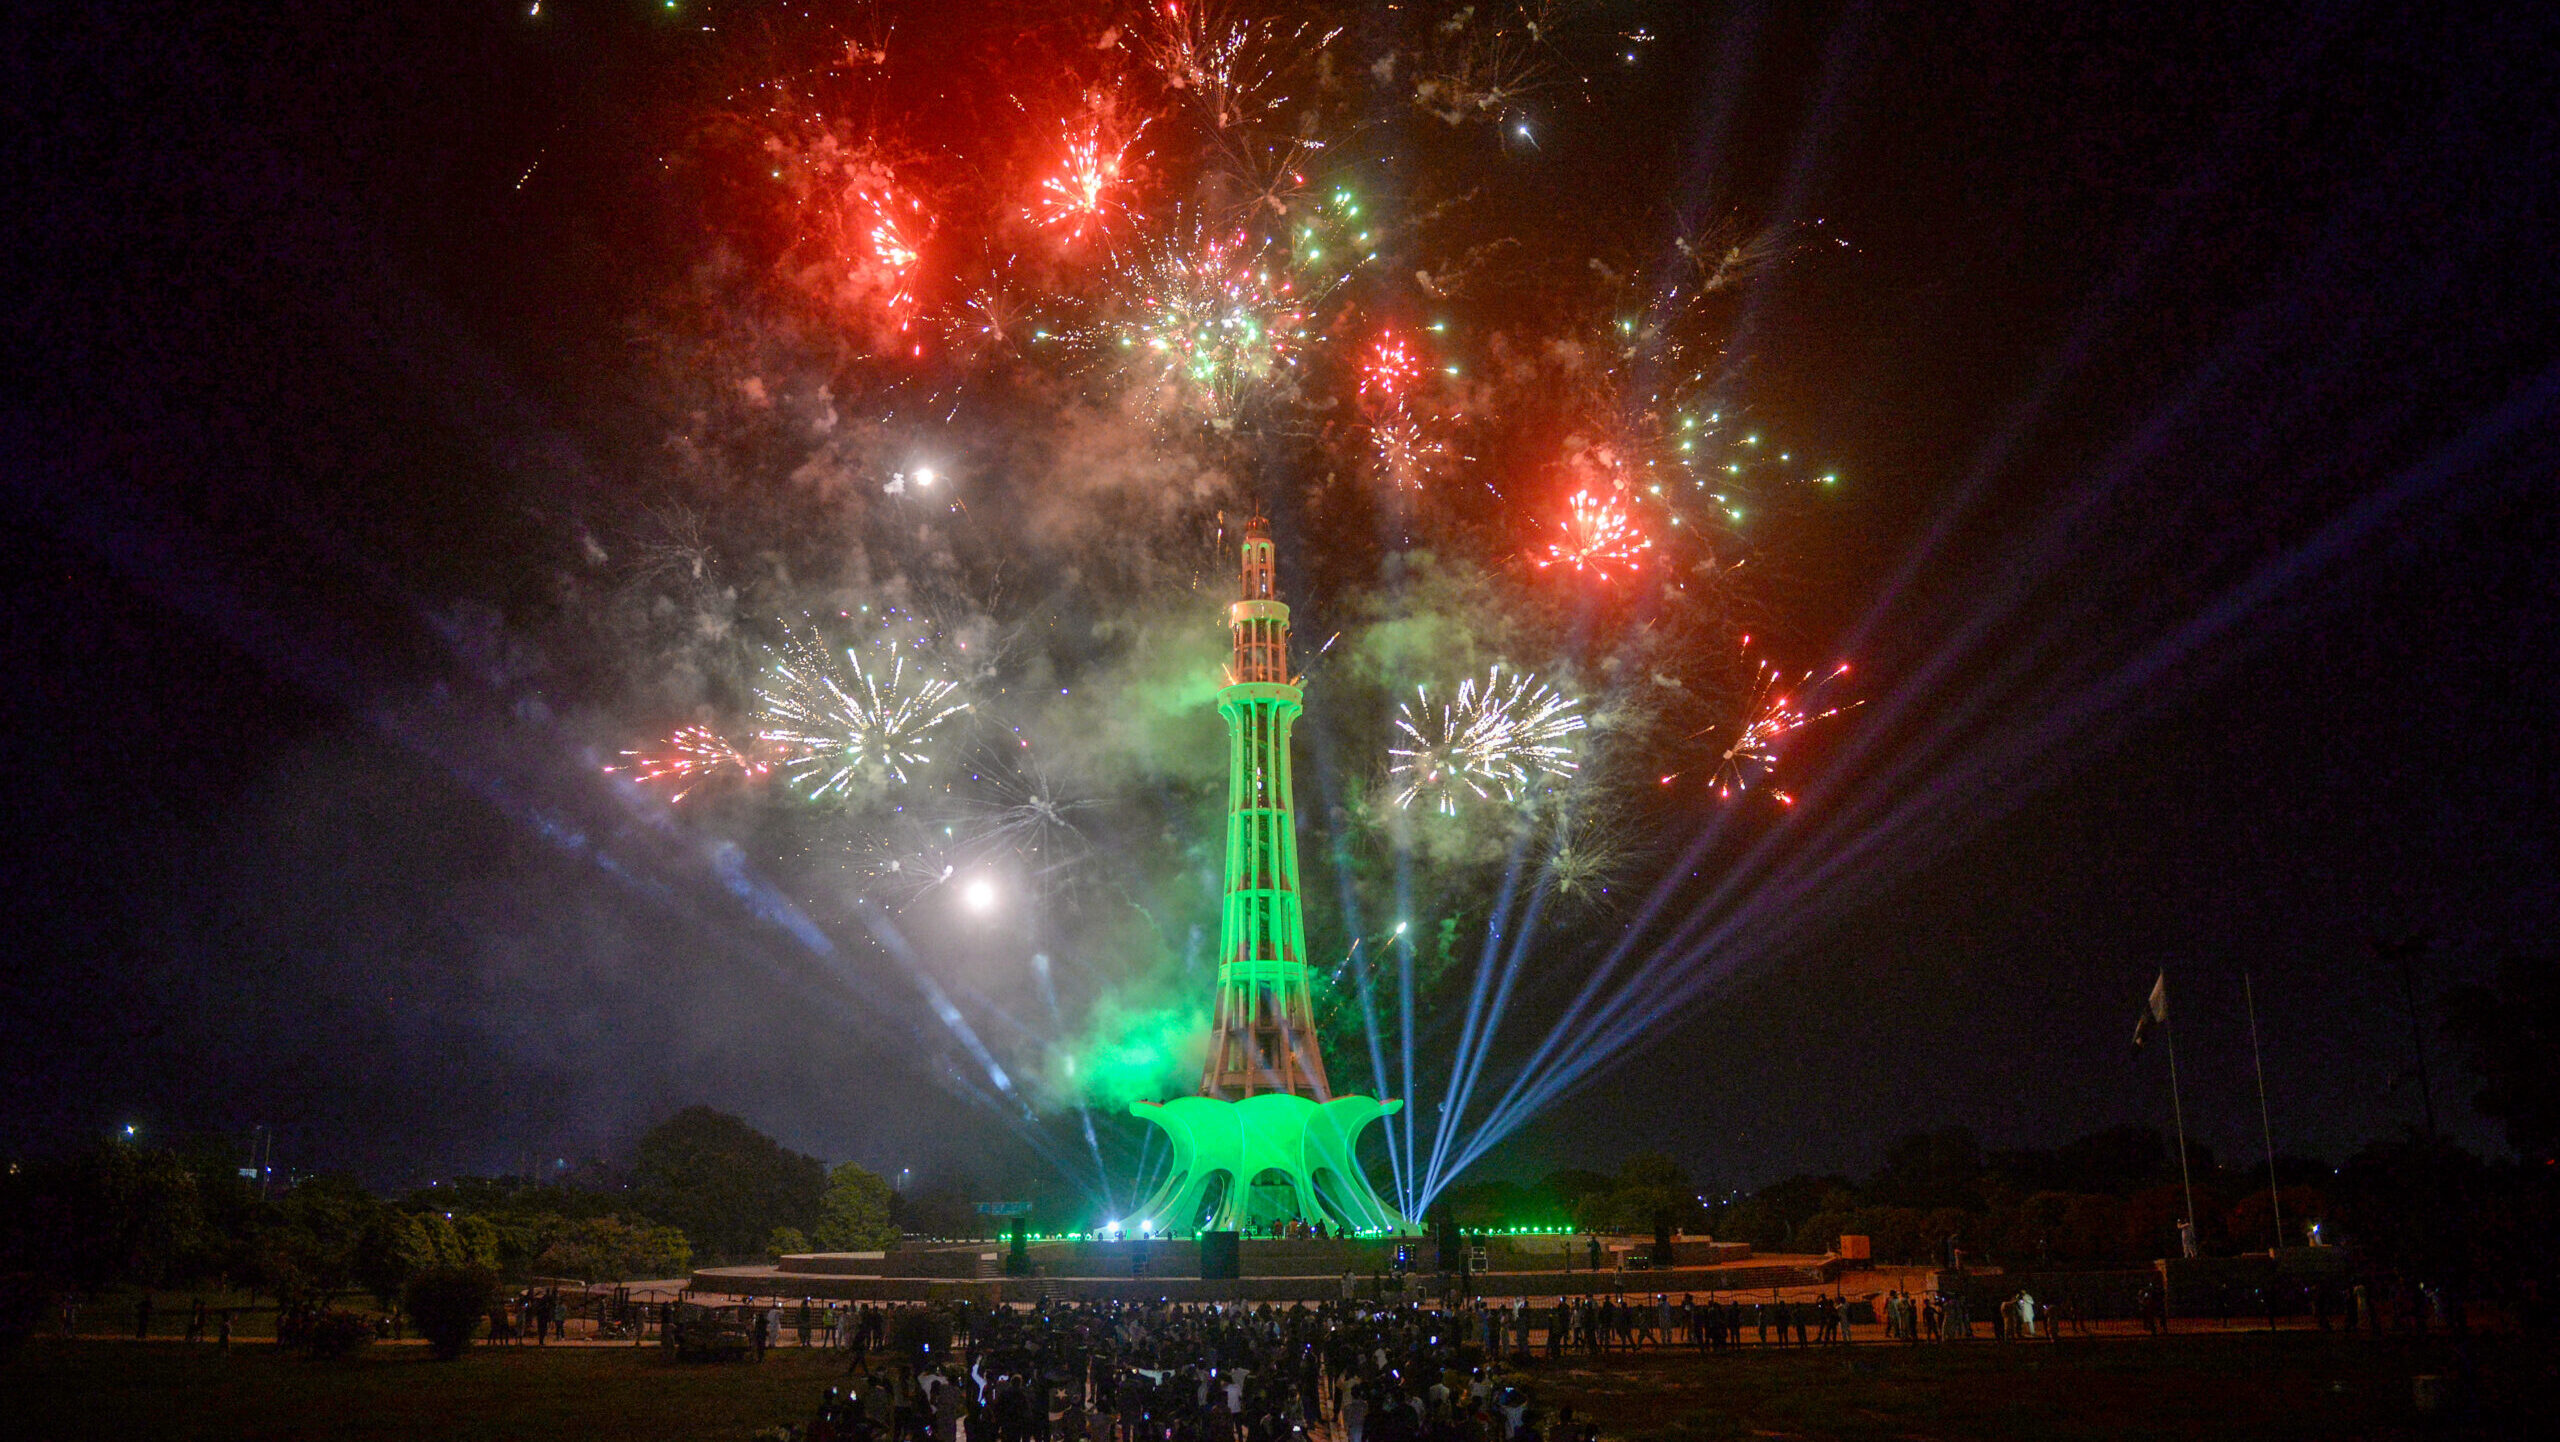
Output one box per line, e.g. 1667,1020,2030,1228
756,624,969,798
1389,665,1585,813
1539,805,1639,909
1371,414,1449,492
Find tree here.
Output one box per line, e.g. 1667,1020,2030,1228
813,1162,901,1251
1869,1128,1983,1209
1728,1173,1852,1248
630,1106,825,1261
2446,953,2560,1162
404,1264,499,1360
2225,1186,2324,1252
2055,1125,2171,1195
535,1215,692,1281
353,1212,436,1309
8,1142,206,1291
448,1214,502,1270
1544,1168,1615,1231
892,1181,986,1240
1995,1192,2133,1267
270,1175,380,1292
1605,1153,1699,1236
1437,1177,1573,1231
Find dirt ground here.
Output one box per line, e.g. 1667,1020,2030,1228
1520,1330,2537,1440
0,1328,2538,1441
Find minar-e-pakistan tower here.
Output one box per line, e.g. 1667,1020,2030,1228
1126,520,1413,1235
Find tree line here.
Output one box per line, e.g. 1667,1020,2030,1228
0,1106,901,1313
1438,951,2559,1292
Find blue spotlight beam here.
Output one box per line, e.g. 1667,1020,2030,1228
1438,361,2560,1180
1421,842,1529,1199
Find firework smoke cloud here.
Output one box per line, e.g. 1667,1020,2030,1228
543,1,1857,1152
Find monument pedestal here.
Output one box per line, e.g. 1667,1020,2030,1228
1126,1092,1414,1235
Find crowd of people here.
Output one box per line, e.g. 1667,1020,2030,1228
785,1286,2131,1442
803,1297,1582,1442
486,1288,573,1345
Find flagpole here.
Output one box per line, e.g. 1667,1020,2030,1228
2244,970,2284,1250
2165,999,2197,1248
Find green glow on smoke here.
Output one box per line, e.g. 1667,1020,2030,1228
1065,1001,1209,1108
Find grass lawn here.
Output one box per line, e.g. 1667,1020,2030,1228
0,1331,2541,1440
65,1286,325,1340
1532,1332,2542,1441
1,1339,856,1441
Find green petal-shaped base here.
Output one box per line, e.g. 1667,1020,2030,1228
1126,1093,1414,1235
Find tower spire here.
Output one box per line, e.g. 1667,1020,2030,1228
1201,518,1331,1100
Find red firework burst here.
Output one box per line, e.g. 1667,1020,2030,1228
1537,488,1653,579
606,725,770,803
1359,330,1425,405
1032,114,1146,240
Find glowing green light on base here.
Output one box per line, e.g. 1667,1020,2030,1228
1126,1093,1413,1234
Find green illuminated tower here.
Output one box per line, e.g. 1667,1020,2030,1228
1125,520,1412,1236
1203,518,1327,1100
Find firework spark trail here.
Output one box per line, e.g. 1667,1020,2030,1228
1682,657,1858,801
849,828,959,909
604,724,766,802
1388,691,1493,816
1537,488,1653,578
1410,0,1573,127
1539,804,1637,905
597,3,1860,1205
1088,224,1310,420
757,626,969,796
1370,414,1449,492
955,766,1100,891
1137,0,1328,134
857,184,930,318
1360,329,1426,403
1031,113,1147,240
1361,328,1447,491
1465,668,1586,794
1390,666,1585,812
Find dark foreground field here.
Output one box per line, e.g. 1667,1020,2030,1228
1530,1333,2540,1440
0,1333,2540,1441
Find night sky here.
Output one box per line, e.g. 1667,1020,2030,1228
5,1,2554,1204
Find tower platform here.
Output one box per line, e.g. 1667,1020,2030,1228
685,1238,1804,1305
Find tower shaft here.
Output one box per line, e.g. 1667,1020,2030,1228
1201,520,1331,1101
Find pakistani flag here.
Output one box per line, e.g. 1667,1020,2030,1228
2132,972,2168,1050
